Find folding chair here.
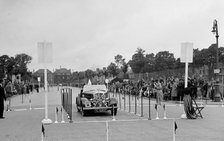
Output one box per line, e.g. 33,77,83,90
192,98,204,118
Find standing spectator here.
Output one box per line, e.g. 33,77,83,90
29,84,33,93
5,80,13,111
26,83,30,94
155,79,163,105
0,79,6,118
177,79,184,101
171,80,178,101
191,78,198,99
203,81,208,98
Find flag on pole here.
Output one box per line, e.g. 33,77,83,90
155,104,157,110
174,121,178,134
42,124,45,137
56,107,58,113
163,104,165,110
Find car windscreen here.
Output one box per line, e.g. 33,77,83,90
82,93,94,99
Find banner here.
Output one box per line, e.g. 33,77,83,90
181,42,193,63
38,41,53,64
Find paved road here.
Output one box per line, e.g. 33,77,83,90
0,87,224,141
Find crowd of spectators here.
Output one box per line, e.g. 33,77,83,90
2,79,40,99
109,77,218,102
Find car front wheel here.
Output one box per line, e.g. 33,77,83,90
76,105,80,112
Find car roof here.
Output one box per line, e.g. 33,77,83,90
82,85,107,94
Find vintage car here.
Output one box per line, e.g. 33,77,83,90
76,84,118,116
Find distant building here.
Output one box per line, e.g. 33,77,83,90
54,68,71,85
33,69,53,85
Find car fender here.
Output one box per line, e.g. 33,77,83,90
80,97,89,106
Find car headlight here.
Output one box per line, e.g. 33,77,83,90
84,101,91,107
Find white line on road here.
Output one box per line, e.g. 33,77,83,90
14,109,27,111
52,117,182,125
12,107,45,112
106,121,109,141
33,107,45,110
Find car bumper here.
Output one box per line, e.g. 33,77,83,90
83,106,118,110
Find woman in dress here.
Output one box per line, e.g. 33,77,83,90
183,83,196,119
155,79,163,106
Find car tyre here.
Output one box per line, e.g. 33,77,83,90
76,105,80,112
81,107,86,116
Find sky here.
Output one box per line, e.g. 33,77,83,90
1,0,224,72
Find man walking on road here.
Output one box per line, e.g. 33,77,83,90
0,79,6,119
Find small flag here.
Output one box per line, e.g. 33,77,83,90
56,107,58,113
42,124,45,137
174,121,178,134
155,104,157,110
163,104,165,110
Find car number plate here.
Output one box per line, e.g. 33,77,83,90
98,109,106,112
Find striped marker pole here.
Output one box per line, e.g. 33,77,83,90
155,104,159,119
200,96,203,106
29,93,32,110
119,90,121,110
222,99,224,107
148,91,151,120
141,94,143,117
61,107,65,123
55,107,58,123
41,124,45,141
179,97,181,106
112,105,116,121
22,94,24,104
135,93,137,114
163,104,167,119
129,89,131,113
173,120,177,141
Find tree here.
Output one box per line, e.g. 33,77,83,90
0,55,10,78
107,62,119,77
129,48,146,73
71,71,79,81
78,71,85,79
154,51,176,71
85,69,95,79
141,53,155,73
102,67,108,77
193,44,220,68
114,54,125,68
6,57,16,75
13,53,32,79
121,61,128,74
175,58,185,69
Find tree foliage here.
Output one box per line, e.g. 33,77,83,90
13,53,32,76
0,53,32,80
107,62,119,77
127,45,224,75
114,54,125,68
85,69,95,79
129,48,146,73
154,51,176,71
141,53,155,73
192,44,224,69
